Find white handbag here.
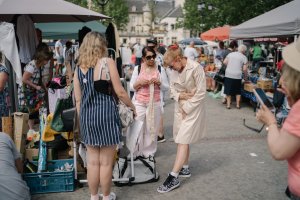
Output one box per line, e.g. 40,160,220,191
102,58,134,128
118,100,134,128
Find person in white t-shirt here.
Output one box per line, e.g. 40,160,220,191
133,39,144,66
184,41,199,61
55,39,64,75
223,44,248,109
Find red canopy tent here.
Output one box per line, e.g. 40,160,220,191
201,26,230,41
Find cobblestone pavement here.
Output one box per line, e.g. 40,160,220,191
32,94,288,200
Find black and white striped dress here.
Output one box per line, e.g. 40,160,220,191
78,67,121,147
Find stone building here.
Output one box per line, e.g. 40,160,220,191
119,0,190,46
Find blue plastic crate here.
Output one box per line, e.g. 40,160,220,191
23,159,75,194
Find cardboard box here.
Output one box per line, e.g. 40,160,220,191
2,116,13,139
13,112,29,154
25,148,57,161
57,147,72,159
244,82,257,92
257,80,273,90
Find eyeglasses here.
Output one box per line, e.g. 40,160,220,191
145,55,156,60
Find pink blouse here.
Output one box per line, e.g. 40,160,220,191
283,99,300,197
135,65,160,103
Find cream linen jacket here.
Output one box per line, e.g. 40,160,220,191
170,58,206,144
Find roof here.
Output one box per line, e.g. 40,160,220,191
165,6,183,18
126,0,176,18
127,0,145,13
154,1,174,18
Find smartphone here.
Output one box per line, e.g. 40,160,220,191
253,88,274,109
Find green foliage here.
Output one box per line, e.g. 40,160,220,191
66,0,129,30
103,0,129,30
182,0,293,34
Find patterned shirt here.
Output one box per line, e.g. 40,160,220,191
0,64,9,131
18,60,42,111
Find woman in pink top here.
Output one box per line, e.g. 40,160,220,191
130,47,169,158
257,38,300,199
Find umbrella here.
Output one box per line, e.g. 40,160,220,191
201,26,230,41
179,38,207,46
0,0,110,23
35,21,107,39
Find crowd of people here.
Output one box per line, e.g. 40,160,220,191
0,27,300,200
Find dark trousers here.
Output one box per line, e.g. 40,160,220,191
136,57,142,66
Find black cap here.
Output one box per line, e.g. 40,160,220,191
147,37,157,45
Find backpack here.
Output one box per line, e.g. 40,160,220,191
137,64,162,75
113,156,159,186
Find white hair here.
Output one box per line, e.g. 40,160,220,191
238,44,247,53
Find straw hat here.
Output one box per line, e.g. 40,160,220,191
282,38,300,72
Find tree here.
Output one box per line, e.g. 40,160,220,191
102,0,129,30
182,0,201,37
182,0,293,35
66,0,129,30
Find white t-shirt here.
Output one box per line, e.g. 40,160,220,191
225,52,248,79
133,44,143,58
55,40,63,58
184,47,199,61
0,133,30,200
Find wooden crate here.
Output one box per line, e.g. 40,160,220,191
244,82,257,92
257,80,273,90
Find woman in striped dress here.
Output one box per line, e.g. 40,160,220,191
74,32,135,200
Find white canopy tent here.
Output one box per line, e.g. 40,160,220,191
230,0,300,39
0,0,109,22
0,0,110,112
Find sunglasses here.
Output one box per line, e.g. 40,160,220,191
145,55,156,60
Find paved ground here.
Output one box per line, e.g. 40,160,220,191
32,94,289,200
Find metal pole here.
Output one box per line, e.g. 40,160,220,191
5,59,18,113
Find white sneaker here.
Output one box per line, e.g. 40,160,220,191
99,192,116,200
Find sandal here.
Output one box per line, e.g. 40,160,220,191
236,105,241,109
226,106,231,109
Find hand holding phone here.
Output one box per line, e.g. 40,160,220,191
253,88,274,109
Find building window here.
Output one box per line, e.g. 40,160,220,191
171,37,177,44
123,38,127,44
132,6,136,12
171,24,175,30
158,37,163,44
131,26,135,32
131,16,136,23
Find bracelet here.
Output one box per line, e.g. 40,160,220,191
266,122,277,131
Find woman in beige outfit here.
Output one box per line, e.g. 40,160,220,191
157,45,206,193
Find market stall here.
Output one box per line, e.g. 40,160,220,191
229,0,299,109
0,0,110,195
